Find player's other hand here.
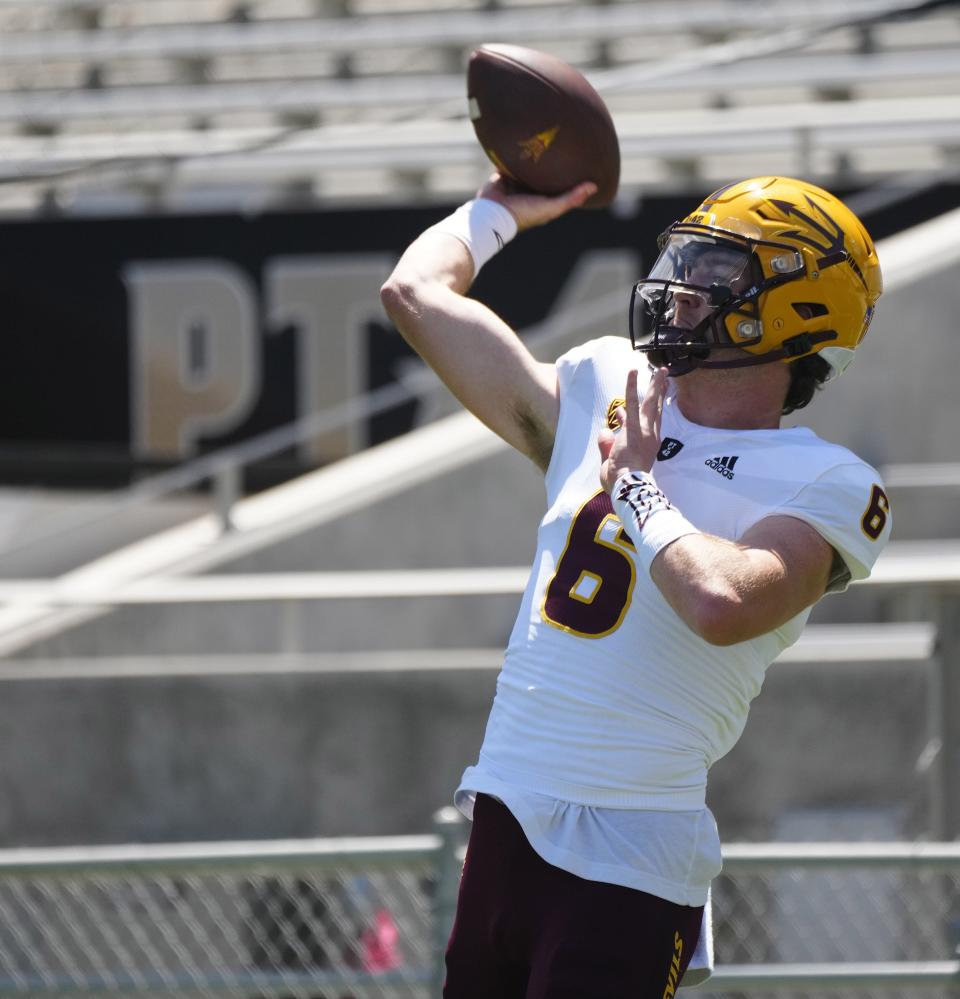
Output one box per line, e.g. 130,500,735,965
598,367,668,494
478,174,596,231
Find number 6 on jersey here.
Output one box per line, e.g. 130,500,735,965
542,491,636,638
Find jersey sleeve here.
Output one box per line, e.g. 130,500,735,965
554,338,598,395
546,337,636,500
770,461,892,591
554,336,640,401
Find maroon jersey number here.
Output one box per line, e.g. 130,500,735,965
860,483,890,541
541,490,636,638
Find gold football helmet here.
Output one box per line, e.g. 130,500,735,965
630,176,882,377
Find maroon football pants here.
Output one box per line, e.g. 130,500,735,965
444,794,703,999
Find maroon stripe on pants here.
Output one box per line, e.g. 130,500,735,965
444,794,703,999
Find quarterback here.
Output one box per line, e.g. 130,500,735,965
380,175,891,998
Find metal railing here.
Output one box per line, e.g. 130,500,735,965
0,537,958,606
0,821,957,997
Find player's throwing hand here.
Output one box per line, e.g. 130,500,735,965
478,174,597,231
598,367,668,494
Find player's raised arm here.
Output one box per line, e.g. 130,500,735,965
379,178,595,470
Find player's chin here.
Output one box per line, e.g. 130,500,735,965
684,345,747,375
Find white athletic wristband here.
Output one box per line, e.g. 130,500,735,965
424,198,518,276
611,470,700,574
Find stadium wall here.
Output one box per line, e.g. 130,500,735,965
3,183,958,486
0,652,930,846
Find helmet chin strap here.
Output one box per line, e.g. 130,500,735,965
647,330,838,375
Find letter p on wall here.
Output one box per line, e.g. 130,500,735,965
124,261,260,459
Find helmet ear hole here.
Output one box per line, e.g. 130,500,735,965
792,302,829,319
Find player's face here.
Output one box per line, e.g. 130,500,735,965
631,235,756,341
629,232,763,373
670,246,753,330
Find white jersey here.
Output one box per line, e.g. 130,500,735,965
456,336,891,905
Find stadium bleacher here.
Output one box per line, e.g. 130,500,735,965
0,0,957,212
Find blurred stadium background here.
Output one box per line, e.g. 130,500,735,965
0,0,959,995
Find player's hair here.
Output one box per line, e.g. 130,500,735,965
783,354,830,415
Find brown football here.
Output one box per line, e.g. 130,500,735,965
467,43,620,209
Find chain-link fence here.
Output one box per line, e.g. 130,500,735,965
702,843,960,999
0,825,957,997
0,813,467,999
0,867,439,998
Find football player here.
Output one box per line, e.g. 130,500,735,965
380,176,891,998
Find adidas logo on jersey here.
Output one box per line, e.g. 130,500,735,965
705,455,739,479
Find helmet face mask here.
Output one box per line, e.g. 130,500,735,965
631,231,770,375
630,177,883,380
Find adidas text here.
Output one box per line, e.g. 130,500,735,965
705,455,739,479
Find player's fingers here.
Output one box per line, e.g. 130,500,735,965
536,181,597,226
638,367,662,435
650,367,668,436
565,181,597,209
476,172,505,199
624,369,641,441
597,427,614,462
